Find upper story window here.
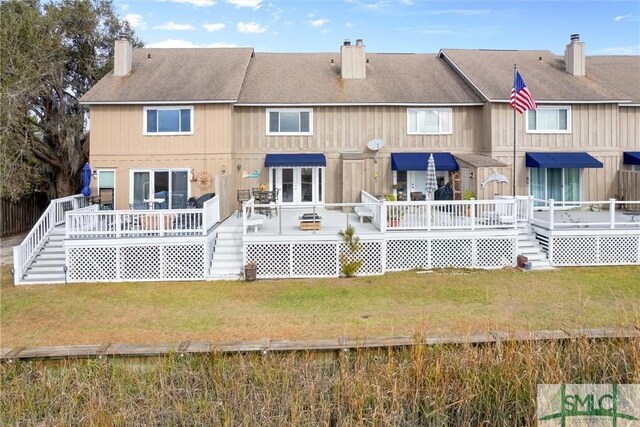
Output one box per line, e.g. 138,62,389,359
267,109,313,135
527,106,570,133
407,108,452,135
144,106,193,135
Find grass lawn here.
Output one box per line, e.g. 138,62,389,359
1,264,639,347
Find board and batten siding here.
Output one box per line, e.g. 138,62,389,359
619,106,640,152
233,106,483,153
489,103,622,201
232,105,483,202
89,104,234,210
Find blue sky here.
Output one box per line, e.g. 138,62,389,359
116,0,640,55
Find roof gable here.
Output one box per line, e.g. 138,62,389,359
440,49,635,103
81,48,254,104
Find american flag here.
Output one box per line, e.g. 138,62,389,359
510,71,537,114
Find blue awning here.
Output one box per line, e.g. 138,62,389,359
623,152,640,165
264,153,326,167
390,153,458,171
525,152,603,168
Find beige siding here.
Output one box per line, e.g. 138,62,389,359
619,106,640,151
232,106,483,202
487,103,622,201
89,104,234,210
233,106,483,153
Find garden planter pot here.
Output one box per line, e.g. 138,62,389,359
245,266,257,281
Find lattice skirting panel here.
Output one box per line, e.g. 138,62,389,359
551,235,640,266
247,237,515,278
67,243,206,282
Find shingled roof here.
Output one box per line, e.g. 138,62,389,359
81,48,254,103
586,56,640,104
236,52,482,105
439,49,635,103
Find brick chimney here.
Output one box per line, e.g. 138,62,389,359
341,38,366,79
564,34,585,76
114,32,132,77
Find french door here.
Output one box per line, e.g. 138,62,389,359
529,168,581,206
270,167,324,204
131,169,189,209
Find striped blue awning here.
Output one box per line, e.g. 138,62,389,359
390,153,458,171
525,152,603,168
264,153,326,167
623,152,640,165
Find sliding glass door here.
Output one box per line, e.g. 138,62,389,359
131,169,189,209
529,168,581,206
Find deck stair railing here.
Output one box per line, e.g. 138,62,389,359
13,194,88,284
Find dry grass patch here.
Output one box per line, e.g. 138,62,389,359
1,264,639,347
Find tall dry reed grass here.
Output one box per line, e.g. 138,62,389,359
2,337,638,426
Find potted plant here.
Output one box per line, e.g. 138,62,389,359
384,194,402,227
259,183,267,192
463,190,475,216
244,260,257,281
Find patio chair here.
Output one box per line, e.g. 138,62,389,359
257,191,273,218
129,202,149,210
237,190,251,217
171,193,187,209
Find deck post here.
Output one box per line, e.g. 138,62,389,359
609,198,616,229
381,201,387,233
470,198,476,230
548,199,555,230
528,196,534,224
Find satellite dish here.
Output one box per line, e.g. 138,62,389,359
367,139,385,151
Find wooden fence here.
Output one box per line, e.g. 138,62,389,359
1,193,48,237
1,327,638,361
618,170,640,208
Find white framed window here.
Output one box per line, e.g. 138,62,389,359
407,108,452,135
266,109,313,135
526,106,571,133
143,106,193,135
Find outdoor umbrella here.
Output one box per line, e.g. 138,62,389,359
425,154,438,199
81,162,92,197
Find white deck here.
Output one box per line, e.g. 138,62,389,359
229,207,381,237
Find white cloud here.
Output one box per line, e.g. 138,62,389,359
614,14,632,21
310,18,329,27
227,0,262,9
147,39,240,48
203,23,226,32
147,39,199,48
158,0,216,7
153,21,196,30
345,22,353,28
597,45,640,55
236,22,267,33
206,42,239,47
123,14,146,29
121,3,130,11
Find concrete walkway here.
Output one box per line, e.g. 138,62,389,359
0,233,26,266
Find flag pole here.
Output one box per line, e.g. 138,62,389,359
512,64,517,197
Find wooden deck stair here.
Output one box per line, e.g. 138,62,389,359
208,224,243,279
516,225,553,270
20,225,67,284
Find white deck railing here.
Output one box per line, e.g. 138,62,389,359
13,194,89,284
65,195,220,239
241,197,528,234
531,199,640,230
